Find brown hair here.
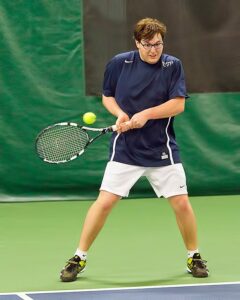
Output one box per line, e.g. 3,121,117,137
133,18,167,42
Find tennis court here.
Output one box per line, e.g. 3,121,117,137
1,195,240,298
1,283,240,300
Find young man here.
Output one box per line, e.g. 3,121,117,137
60,18,209,282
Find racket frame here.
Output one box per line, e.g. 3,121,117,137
35,122,117,164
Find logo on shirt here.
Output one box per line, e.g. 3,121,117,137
124,60,133,64
161,152,168,160
162,61,174,68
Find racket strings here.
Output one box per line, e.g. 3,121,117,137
36,125,89,162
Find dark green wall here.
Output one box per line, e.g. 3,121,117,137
0,1,239,201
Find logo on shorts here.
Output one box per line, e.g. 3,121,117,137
180,185,185,188
161,152,168,160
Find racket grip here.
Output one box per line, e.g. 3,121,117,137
111,121,131,132
111,125,117,131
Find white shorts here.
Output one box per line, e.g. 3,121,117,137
100,161,188,198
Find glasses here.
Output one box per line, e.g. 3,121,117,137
140,41,164,51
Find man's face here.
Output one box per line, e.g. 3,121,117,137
135,33,164,64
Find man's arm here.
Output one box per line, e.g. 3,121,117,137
143,97,185,119
102,95,123,117
102,95,130,128
120,97,185,132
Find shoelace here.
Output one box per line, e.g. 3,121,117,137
65,259,80,270
67,259,79,265
193,258,208,269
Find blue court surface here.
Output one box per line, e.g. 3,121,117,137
1,282,240,300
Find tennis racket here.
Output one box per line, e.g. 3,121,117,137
35,122,117,164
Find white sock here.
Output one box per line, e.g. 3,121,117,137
75,248,87,261
187,249,199,258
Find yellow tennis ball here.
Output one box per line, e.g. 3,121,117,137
83,112,96,125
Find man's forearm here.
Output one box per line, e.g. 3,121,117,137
143,97,185,119
102,95,124,117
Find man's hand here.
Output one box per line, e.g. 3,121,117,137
129,111,149,128
116,112,130,133
117,111,149,133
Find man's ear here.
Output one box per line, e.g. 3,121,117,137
135,40,140,49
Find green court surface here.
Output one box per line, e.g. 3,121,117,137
0,195,239,293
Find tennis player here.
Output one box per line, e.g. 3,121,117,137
60,17,209,281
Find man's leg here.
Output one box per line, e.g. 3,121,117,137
168,194,197,250
60,190,121,282
79,190,121,251
168,194,208,277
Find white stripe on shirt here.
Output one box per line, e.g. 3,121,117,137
110,133,120,161
165,117,174,164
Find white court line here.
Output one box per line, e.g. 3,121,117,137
1,281,240,296
16,293,33,300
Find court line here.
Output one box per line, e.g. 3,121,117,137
1,281,240,296
16,293,33,300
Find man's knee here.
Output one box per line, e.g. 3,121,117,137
95,191,121,213
169,194,191,214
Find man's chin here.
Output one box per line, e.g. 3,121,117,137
147,57,160,64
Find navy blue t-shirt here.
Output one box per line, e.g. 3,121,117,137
102,50,188,167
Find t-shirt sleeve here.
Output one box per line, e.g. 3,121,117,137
102,57,118,97
168,60,189,99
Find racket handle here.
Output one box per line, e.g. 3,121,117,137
111,121,131,132
111,125,117,131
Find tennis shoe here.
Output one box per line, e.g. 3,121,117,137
187,253,209,278
60,255,86,282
